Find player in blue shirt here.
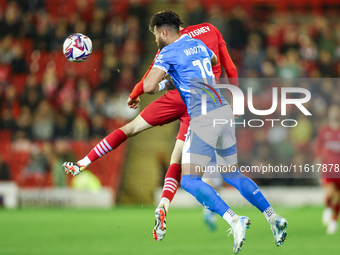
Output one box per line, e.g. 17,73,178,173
143,11,287,253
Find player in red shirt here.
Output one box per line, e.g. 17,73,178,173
63,22,238,240
315,105,340,234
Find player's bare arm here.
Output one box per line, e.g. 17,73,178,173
211,53,217,66
143,67,166,94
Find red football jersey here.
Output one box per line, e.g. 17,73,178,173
129,23,236,99
315,126,340,177
181,23,226,79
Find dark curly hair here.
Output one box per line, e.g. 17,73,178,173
149,10,184,33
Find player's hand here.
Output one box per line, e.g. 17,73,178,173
164,80,175,90
127,96,141,109
234,114,242,119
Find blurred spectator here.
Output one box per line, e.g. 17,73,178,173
88,90,107,117
318,50,334,77
0,35,14,64
51,20,69,52
20,13,36,38
0,2,22,39
277,50,302,78
15,106,32,140
227,6,247,49
42,64,59,99
31,100,55,140
90,114,106,139
242,34,264,73
89,20,105,50
21,75,43,112
106,16,127,46
11,45,27,74
207,5,227,39
22,143,50,184
73,115,90,140
186,0,206,26
0,154,10,181
52,140,75,187
33,13,52,51
280,25,299,54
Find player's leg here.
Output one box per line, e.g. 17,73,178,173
153,139,183,241
181,162,250,254
202,155,222,231
63,91,182,175
322,180,336,227
63,114,153,175
325,181,340,234
153,110,188,241
180,113,250,254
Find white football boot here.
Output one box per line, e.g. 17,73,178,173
327,219,338,235
269,214,288,246
153,204,167,241
322,207,333,227
62,162,85,176
228,216,251,254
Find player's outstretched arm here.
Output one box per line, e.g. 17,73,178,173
143,68,166,94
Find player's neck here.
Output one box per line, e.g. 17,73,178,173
167,34,181,45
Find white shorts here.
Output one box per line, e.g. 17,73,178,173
182,105,237,167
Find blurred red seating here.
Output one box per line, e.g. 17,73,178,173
11,74,27,96
8,151,30,182
0,138,11,163
21,39,34,64
0,65,11,82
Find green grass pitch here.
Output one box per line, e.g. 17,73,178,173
0,206,337,255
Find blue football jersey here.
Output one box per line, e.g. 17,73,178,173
153,34,228,118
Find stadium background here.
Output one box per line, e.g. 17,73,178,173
0,0,339,254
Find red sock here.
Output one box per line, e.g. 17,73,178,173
161,163,182,202
333,204,340,220
87,129,127,162
326,197,331,208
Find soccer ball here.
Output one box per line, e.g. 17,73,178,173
63,33,92,63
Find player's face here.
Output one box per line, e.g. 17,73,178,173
154,27,167,50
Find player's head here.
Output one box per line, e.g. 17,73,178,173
329,105,340,126
149,10,184,49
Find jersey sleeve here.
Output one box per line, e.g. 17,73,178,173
210,24,226,48
153,46,177,73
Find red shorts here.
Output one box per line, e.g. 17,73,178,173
140,90,190,141
322,178,340,189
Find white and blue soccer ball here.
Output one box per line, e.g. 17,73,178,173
63,33,92,63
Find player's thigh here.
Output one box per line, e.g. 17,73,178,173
181,128,215,176
170,112,190,165
120,114,153,137
139,92,184,127
323,180,338,198
215,105,238,167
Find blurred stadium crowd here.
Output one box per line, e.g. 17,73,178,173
1,0,340,188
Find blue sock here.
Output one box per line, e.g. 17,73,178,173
221,169,270,213
181,175,230,217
